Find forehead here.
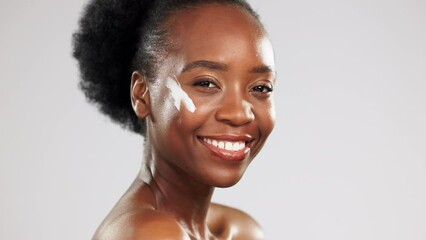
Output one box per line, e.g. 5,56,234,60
165,4,272,70
170,3,262,34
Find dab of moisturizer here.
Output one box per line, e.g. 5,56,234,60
165,76,196,113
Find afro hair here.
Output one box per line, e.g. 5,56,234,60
72,0,259,136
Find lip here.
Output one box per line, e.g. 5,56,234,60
197,135,254,162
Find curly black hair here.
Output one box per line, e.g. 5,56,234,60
72,0,260,136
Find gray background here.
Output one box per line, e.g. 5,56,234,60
1,0,425,239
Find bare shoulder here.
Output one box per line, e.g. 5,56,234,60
209,203,265,240
93,208,190,240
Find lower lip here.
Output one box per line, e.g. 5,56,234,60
199,139,250,162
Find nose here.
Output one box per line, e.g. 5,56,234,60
215,92,255,126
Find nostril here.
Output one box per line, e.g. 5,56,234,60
215,100,254,126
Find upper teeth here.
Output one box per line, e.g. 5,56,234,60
202,138,246,151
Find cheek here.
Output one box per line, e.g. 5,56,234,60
178,98,212,127
171,94,220,134
149,82,179,129
256,98,276,135
149,78,200,131
165,76,196,113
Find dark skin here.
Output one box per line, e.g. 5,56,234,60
93,4,276,240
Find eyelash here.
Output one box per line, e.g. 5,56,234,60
193,78,273,95
251,85,273,93
193,79,218,88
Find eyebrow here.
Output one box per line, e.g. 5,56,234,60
250,65,274,74
182,60,228,72
181,60,274,74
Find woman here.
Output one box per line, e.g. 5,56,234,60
73,0,276,239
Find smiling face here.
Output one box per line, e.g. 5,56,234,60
143,3,276,187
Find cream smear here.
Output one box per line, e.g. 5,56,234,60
165,76,196,113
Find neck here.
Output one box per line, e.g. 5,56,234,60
138,144,215,239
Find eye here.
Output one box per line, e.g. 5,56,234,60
193,80,217,88
251,84,273,93
192,77,221,93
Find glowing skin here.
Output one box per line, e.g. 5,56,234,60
165,76,196,113
257,36,276,119
95,4,274,240
257,37,275,69
144,5,276,188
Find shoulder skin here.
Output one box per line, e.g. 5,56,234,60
209,203,265,240
92,208,190,240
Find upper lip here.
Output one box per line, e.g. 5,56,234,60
197,134,254,142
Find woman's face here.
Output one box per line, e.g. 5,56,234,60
146,4,276,187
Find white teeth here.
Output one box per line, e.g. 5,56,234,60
202,138,246,151
232,142,240,151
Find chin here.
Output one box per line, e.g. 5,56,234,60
207,169,247,188
215,181,241,188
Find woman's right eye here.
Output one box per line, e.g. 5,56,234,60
193,78,219,89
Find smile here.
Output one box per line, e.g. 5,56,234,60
198,136,253,162
201,138,246,151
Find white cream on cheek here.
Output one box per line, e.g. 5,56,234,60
165,76,196,113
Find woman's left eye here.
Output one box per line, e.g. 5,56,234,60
251,85,273,93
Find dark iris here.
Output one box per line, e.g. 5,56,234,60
252,85,273,93
194,80,216,88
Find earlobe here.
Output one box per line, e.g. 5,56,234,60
131,71,150,119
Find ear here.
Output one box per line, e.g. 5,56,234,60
130,71,150,119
